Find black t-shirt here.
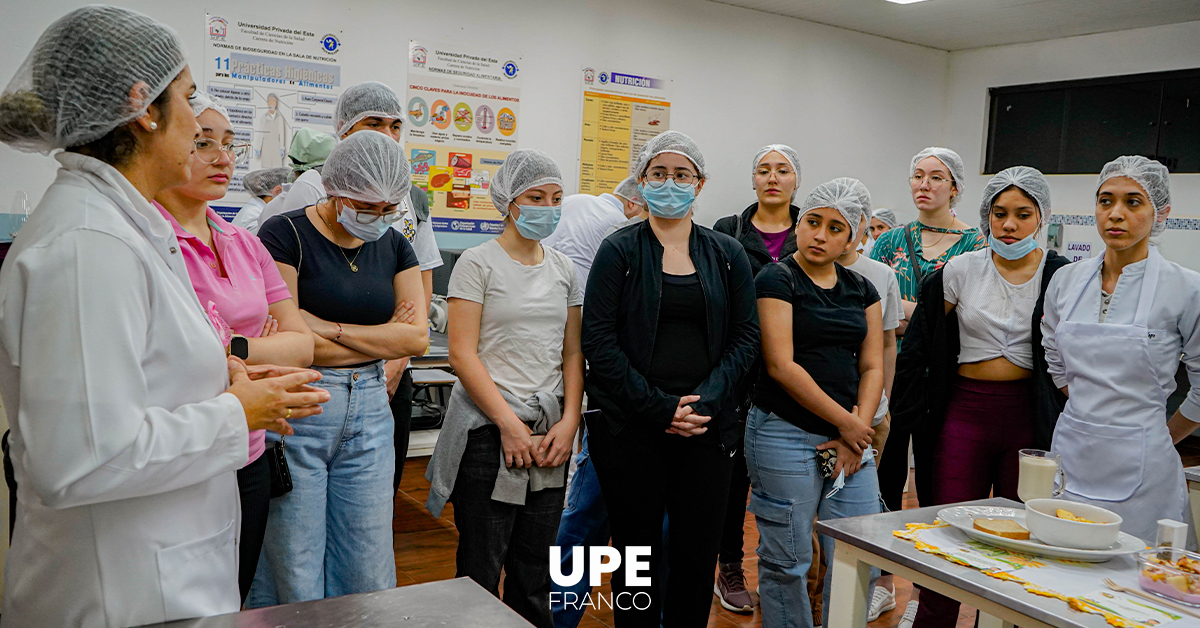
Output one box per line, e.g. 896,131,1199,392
752,257,880,436
259,208,419,326
648,273,711,396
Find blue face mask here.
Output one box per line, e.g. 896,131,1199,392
512,204,562,241
988,233,1039,260
640,180,696,219
337,203,392,242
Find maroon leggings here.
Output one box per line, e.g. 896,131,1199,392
914,376,1034,628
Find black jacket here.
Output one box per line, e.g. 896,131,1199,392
712,203,800,416
712,203,800,277
581,220,761,450
891,249,1071,449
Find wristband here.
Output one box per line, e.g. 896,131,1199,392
335,322,343,343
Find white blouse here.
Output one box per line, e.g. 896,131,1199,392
1041,249,1200,421
0,153,248,626
944,248,1045,370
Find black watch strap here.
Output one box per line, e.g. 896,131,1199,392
230,335,249,360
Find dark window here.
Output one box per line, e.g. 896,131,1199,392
986,69,1200,174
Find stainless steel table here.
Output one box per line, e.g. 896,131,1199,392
142,578,533,628
816,497,1118,628
1186,466,1200,547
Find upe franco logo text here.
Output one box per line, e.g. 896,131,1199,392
550,546,653,611
550,546,652,586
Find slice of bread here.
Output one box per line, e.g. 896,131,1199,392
973,518,1030,540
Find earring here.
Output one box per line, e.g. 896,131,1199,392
149,122,158,130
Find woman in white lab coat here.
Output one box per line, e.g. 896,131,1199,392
1042,155,1200,545
0,7,329,627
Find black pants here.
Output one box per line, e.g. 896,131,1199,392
876,424,935,582
877,424,936,513
587,414,734,628
450,425,565,628
718,424,750,564
391,369,414,494
236,453,272,604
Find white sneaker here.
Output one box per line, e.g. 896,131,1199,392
868,585,896,622
897,600,919,628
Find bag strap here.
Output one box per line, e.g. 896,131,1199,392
283,214,303,274
902,226,925,287
734,214,743,241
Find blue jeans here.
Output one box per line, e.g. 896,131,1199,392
745,407,880,628
246,363,396,607
551,432,611,628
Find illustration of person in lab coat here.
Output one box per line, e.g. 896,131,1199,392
258,92,289,169
1042,155,1200,546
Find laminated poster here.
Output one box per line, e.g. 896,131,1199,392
405,41,522,236
204,13,345,218
578,67,671,196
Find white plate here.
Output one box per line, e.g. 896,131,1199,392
937,506,1145,563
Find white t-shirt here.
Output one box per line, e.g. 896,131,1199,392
543,193,626,293
448,239,583,400
390,197,443,271
231,196,266,233
846,254,903,425
944,248,1046,370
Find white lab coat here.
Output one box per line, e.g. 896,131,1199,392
0,153,249,627
1041,247,1200,544
230,195,266,233
256,168,324,229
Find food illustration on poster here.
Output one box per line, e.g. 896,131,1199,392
406,41,521,236
204,13,344,215
578,67,671,196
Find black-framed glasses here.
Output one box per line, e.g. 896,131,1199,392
194,139,251,165
340,200,404,224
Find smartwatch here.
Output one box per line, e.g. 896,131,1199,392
230,335,249,360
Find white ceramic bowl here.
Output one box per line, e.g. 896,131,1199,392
1024,499,1123,550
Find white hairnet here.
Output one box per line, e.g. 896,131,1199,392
321,130,411,205
334,81,404,138
978,166,1052,238
872,209,899,229
0,6,188,153
634,130,707,179
799,178,869,242
751,144,801,200
1097,155,1171,237
490,149,563,216
243,167,291,197
911,147,967,209
613,176,643,205
190,90,230,124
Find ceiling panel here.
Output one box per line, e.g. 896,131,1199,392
708,0,1200,51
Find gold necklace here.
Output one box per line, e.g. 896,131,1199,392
318,203,363,272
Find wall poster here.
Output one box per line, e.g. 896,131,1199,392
578,67,671,196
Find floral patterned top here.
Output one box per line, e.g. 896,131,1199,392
869,220,987,301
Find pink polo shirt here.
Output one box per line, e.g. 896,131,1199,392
156,203,293,465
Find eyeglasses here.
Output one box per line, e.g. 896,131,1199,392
342,201,404,224
194,139,251,165
910,173,950,186
645,169,698,186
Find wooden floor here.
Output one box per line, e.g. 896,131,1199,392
392,458,960,628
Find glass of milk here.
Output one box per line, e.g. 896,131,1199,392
1018,449,1065,502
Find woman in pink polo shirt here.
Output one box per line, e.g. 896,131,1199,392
155,91,316,602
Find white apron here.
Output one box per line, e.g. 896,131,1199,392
1050,247,1189,544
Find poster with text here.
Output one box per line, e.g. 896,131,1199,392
406,41,521,236
204,13,344,214
578,67,671,196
